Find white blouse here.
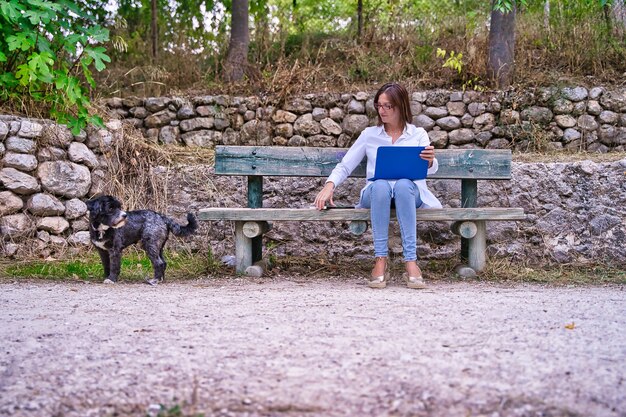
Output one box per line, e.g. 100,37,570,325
326,124,443,209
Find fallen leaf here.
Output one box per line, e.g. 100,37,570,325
565,322,576,330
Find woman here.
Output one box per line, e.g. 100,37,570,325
314,82,442,289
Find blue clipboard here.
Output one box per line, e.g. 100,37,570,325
368,146,428,181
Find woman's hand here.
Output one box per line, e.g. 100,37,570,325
420,145,436,168
314,182,335,210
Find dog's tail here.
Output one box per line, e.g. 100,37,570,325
166,213,198,237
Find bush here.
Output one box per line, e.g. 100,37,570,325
0,0,110,133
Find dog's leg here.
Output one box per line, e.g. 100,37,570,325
106,248,123,283
97,249,112,281
159,247,167,282
144,243,166,286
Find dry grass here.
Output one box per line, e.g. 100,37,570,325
244,255,625,286
95,124,172,211
92,120,213,212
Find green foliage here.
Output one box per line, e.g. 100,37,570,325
436,47,485,91
0,0,110,133
437,47,463,74
493,0,527,13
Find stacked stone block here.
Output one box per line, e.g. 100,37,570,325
104,86,626,152
0,116,122,256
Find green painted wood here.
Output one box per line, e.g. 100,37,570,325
198,207,526,222
248,176,263,208
247,176,263,263
461,179,478,208
214,146,512,180
461,179,478,261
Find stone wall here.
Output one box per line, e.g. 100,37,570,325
162,160,626,267
0,115,123,256
1,107,626,267
104,86,626,153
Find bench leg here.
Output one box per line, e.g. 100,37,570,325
235,221,253,273
467,220,487,272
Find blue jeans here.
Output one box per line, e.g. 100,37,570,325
359,179,423,261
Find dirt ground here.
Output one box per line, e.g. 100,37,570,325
0,276,624,417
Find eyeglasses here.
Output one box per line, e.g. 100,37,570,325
374,103,394,111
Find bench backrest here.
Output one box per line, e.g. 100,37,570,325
214,146,512,180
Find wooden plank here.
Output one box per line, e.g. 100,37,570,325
198,207,526,222
451,221,478,239
215,146,363,177
234,221,252,273
214,146,512,180
468,220,487,272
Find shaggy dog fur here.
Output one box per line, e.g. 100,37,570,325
86,195,198,285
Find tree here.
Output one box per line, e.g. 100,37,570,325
357,0,363,41
609,0,626,35
223,0,250,82
487,0,517,88
151,0,158,61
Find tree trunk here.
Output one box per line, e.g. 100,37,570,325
487,0,516,89
223,0,250,82
357,0,363,41
292,0,298,29
543,0,550,33
611,0,626,35
151,0,157,62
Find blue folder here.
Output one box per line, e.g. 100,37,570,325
367,146,429,181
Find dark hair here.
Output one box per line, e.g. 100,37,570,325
374,82,413,127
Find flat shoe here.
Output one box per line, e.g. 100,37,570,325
403,272,427,289
368,264,389,289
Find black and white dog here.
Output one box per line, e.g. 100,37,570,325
86,195,198,285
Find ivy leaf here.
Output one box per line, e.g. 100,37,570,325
85,26,110,43
0,1,24,23
67,117,83,136
26,0,63,13
24,9,44,25
36,36,52,54
53,70,68,91
7,32,36,52
0,51,6,62
28,51,54,82
81,61,95,88
84,46,110,72
15,63,34,86
65,75,83,104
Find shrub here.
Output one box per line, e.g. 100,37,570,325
0,0,110,133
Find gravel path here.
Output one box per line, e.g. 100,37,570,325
0,278,624,417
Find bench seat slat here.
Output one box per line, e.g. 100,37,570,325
198,207,526,222
215,146,512,180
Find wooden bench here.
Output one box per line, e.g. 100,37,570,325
198,145,526,276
